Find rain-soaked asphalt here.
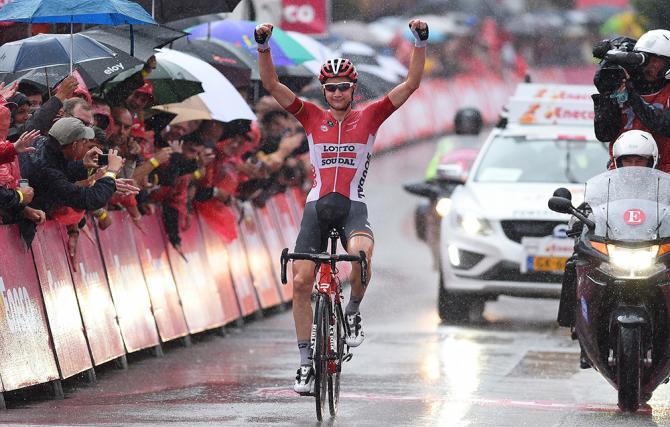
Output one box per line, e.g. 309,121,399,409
4,140,670,426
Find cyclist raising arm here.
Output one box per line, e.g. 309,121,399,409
255,19,428,394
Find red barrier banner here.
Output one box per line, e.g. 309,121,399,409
64,222,125,365
254,205,292,302
96,212,159,352
280,0,328,34
225,214,260,317
198,217,242,325
269,193,299,250
0,225,59,391
164,215,225,333
32,222,92,379
238,205,282,309
133,214,189,342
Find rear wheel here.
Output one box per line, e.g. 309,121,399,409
314,296,329,421
617,326,642,412
328,303,345,416
438,272,484,323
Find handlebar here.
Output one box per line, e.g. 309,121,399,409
280,248,368,287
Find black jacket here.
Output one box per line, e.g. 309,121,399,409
21,137,116,215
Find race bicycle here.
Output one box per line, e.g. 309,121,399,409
280,228,367,421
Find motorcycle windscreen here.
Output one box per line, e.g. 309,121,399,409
584,167,670,241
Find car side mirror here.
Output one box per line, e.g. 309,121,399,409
436,163,466,184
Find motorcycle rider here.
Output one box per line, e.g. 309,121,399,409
558,130,658,367
420,108,484,270
593,30,670,172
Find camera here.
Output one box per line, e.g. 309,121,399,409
98,153,109,166
593,37,646,94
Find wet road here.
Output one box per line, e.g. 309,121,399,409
4,140,670,426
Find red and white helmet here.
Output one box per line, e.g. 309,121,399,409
319,58,358,84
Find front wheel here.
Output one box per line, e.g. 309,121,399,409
328,303,345,416
438,272,485,323
314,296,329,421
617,325,642,412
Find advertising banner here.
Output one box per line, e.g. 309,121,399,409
133,214,189,342
164,216,225,333
32,222,92,379
237,205,282,309
0,225,59,391
225,213,261,317
198,217,242,325
254,204,293,302
96,212,159,352
64,221,125,365
280,0,328,34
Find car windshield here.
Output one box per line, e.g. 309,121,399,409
473,135,608,183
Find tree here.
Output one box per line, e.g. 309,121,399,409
633,0,670,30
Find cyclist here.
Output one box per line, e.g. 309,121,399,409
254,19,429,393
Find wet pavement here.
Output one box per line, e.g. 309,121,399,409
4,140,670,426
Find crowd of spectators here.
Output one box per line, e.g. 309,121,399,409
0,54,312,263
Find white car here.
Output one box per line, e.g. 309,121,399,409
437,84,610,322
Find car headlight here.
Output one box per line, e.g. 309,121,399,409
435,198,452,217
599,244,663,279
456,213,493,236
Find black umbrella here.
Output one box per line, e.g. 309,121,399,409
169,37,252,88
136,0,242,24
0,43,143,92
82,24,188,61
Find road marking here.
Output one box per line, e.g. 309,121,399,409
253,387,658,414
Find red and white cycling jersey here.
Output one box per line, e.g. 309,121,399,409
285,96,397,203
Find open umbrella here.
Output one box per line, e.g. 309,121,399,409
154,48,255,123
0,33,116,73
82,24,187,61
1,42,143,91
0,0,157,69
187,19,314,67
286,31,336,75
169,37,252,88
135,0,242,23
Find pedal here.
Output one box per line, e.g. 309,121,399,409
343,352,353,362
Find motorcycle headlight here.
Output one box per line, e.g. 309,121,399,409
456,213,493,236
435,198,452,217
600,244,663,279
608,244,658,271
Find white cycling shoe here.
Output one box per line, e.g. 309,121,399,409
346,313,365,347
293,365,315,394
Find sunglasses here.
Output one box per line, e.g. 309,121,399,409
322,82,355,92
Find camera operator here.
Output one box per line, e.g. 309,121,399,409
592,30,670,172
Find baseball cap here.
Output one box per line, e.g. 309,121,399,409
49,117,95,146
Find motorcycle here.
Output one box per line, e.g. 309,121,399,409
549,167,670,412
403,164,466,269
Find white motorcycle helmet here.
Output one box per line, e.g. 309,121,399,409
612,130,658,168
634,29,670,79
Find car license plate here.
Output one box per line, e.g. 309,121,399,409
527,256,567,273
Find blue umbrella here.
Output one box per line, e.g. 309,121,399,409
0,0,157,66
0,33,116,73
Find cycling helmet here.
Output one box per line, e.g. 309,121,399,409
319,58,358,84
454,108,483,135
612,130,658,168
